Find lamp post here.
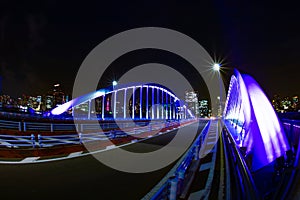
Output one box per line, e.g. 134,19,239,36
112,81,118,119
213,63,222,117
112,81,118,90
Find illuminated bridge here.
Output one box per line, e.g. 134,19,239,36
0,71,299,200
51,83,193,120
147,70,299,200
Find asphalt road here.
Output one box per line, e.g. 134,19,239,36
0,121,206,200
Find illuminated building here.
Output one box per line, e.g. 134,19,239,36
185,90,199,117
292,95,299,111
52,83,66,108
199,99,209,117
281,96,292,112
45,95,53,110
272,94,282,112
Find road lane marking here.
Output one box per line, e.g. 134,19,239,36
0,120,201,164
20,157,40,163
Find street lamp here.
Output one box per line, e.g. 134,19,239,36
112,81,117,90
213,63,220,71
213,63,222,117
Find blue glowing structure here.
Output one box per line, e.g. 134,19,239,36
51,83,194,120
223,70,290,171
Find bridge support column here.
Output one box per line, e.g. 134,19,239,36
140,86,143,119
169,95,172,120
123,89,127,119
113,91,117,119
102,95,105,120
151,87,154,119
132,87,135,119
157,88,160,119
161,89,164,119
166,93,168,119
173,100,176,120
146,86,149,119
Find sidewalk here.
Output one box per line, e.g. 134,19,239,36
186,120,220,200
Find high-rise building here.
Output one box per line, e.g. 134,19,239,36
281,96,292,112
272,94,282,112
292,95,299,111
45,95,53,110
185,90,199,117
199,99,209,117
52,83,65,108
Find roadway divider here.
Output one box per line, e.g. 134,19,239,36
150,120,211,200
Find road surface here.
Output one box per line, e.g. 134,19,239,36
0,121,207,199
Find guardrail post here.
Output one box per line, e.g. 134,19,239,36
169,177,178,200
108,130,113,139
79,133,82,144
50,123,54,132
31,134,35,148
38,134,42,148
24,122,27,132
19,122,22,131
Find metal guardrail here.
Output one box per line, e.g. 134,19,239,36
0,118,177,133
38,134,81,147
282,119,300,148
0,119,22,131
0,134,35,148
0,121,181,149
151,120,211,200
223,121,260,199
277,119,300,200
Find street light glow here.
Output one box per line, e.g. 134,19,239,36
213,63,220,71
112,81,118,86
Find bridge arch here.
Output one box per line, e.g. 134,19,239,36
223,69,290,171
51,83,193,120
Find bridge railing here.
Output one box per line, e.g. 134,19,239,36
0,119,22,131
24,121,181,148
0,134,35,148
282,119,300,148
150,120,210,200
0,119,190,149
0,118,180,133
38,134,81,148
223,120,260,199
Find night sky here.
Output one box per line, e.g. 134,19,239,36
0,1,299,99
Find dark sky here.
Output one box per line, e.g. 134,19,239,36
0,1,299,99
